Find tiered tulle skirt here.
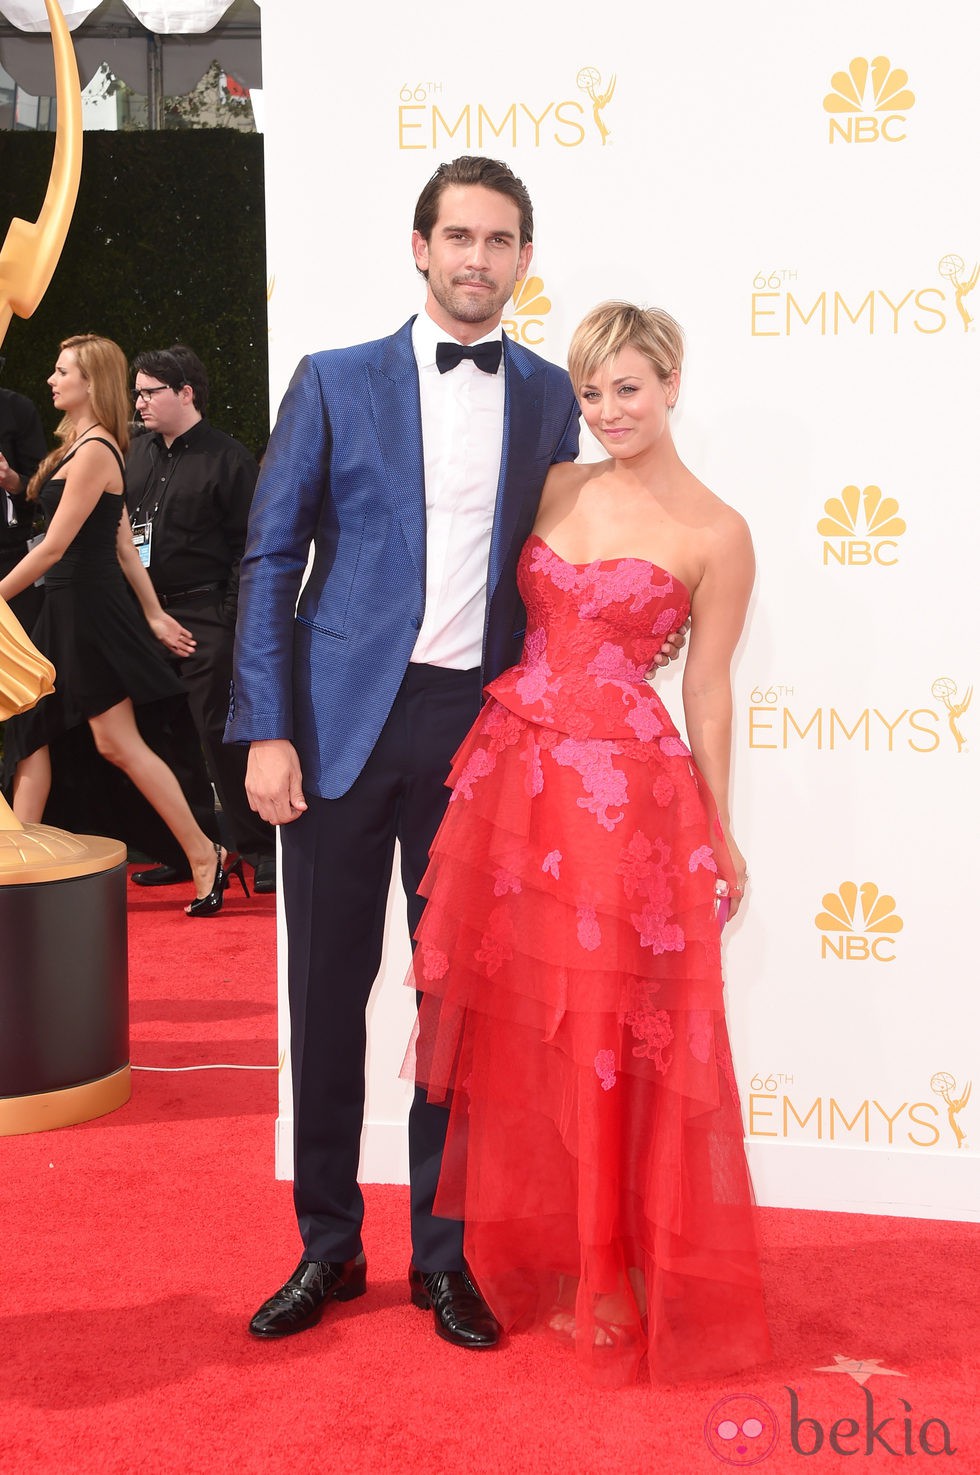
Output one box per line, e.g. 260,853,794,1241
410,698,771,1386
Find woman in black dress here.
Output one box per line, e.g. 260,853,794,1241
0,334,241,916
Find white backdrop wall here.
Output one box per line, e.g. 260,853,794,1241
260,0,979,1220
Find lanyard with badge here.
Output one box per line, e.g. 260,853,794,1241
131,442,183,569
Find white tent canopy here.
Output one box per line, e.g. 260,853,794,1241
0,1,253,30
0,0,260,97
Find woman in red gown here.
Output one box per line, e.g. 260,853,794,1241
410,302,771,1386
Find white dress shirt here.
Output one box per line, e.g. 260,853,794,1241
410,309,506,669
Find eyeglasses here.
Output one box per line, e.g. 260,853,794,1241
133,384,178,404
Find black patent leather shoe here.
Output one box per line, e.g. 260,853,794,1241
253,856,276,893
249,1253,367,1338
131,863,191,887
409,1265,500,1349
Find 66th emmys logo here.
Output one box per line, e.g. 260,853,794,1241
824,56,915,143
750,253,976,337
747,677,971,755
748,1069,971,1151
816,881,903,961
396,66,616,151
818,484,906,567
503,274,552,347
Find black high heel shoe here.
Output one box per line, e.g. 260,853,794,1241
223,853,250,899
186,846,251,918
185,843,225,918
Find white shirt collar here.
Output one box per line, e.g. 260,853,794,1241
412,308,504,369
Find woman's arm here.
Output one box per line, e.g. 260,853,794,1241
116,506,196,658
681,509,755,912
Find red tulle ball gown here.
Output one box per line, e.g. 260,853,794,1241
410,535,771,1387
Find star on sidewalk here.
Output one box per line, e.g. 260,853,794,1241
814,1355,906,1385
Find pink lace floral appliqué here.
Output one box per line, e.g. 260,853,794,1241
577,906,602,952
577,561,674,620
452,746,496,802
688,845,718,874
514,625,559,711
652,772,675,807
493,868,522,897
631,905,685,955
474,907,514,977
541,849,562,879
624,1004,674,1072
625,703,665,743
420,943,449,981
551,736,628,831
594,1049,617,1091
519,731,544,796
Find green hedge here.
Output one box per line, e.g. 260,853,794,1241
0,130,269,454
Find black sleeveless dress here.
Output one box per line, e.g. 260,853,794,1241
3,438,185,766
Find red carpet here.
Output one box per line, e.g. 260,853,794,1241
1,870,977,1473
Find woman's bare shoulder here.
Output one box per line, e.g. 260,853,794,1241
539,458,609,511
685,472,751,543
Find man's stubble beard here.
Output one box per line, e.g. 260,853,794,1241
430,273,514,329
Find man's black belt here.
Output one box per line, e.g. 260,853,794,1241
158,582,222,608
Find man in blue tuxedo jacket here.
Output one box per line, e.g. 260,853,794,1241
228,156,581,1347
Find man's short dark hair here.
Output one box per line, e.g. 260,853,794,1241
131,344,209,415
413,156,533,280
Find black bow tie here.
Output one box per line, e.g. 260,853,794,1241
435,340,502,375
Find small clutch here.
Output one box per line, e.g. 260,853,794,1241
714,878,731,930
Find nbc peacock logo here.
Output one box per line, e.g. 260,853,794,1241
503,274,552,347
824,56,915,143
817,484,906,567
816,881,903,961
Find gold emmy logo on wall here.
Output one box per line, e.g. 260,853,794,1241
748,677,974,755
576,67,616,145
930,1072,972,1150
817,484,906,567
396,68,616,151
815,881,903,961
824,56,915,143
502,275,552,347
931,677,972,753
748,1069,971,1150
938,253,979,332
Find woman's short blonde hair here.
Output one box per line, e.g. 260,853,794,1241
567,301,684,394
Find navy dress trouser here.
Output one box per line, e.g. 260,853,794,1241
281,662,484,1272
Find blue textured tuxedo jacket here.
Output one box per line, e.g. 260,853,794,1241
226,318,580,798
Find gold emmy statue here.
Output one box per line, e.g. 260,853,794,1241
0,0,130,1134
0,594,124,883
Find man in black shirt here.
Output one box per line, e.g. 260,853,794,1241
0,384,48,631
125,345,275,890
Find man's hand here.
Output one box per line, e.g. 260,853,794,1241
246,739,308,826
0,452,20,495
148,611,196,657
651,615,690,669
